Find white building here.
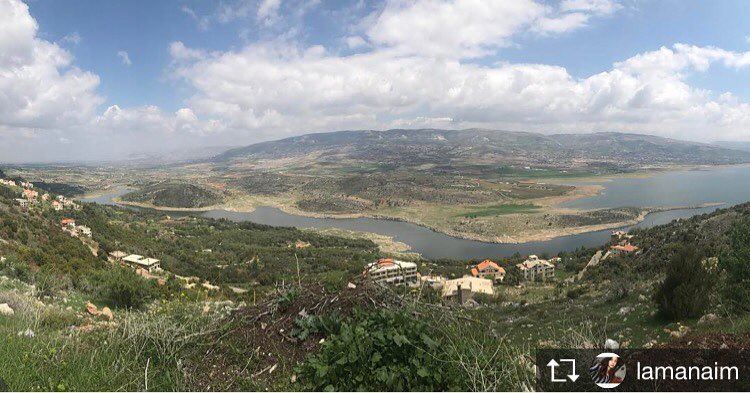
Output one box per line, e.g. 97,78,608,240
442,276,494,298
364,258,418,286
516,255,556,281
77,225,92,237
122,254,161,272
419,274,447,289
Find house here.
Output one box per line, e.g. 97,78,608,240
419,274,446,289
20,181,33,189
363,258,418,286
122,254,161,272
61,218,76,228
610,244,638,255
109,251,127,260
0,179,16,187
63,199,80,210
516,255,555,281
470,259,506,282
77,225,92,237
51,201,63,211
611,230,634,245
41,193,50,201
14,198,28,209
442,276,494,305
22,189,38,199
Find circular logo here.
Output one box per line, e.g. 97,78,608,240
589,352,626,388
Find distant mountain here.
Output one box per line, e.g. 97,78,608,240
713,141,750,153
212,129,750,170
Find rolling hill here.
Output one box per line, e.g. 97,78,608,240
213,129,750,170
120,181,225,208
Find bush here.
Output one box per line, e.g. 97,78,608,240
503,267,522,286
94,268,155,310
297,310,460,391
653,245,716,320
566,286,587,299
719,219,750,313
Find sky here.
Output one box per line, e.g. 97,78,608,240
2,0,750,163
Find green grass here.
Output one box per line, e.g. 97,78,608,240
493,166,599,179
459,203,540,218
0,291,229,392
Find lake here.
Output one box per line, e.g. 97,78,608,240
81,166,750,260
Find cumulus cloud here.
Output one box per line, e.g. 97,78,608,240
170,41,750,142
0,0,225,162
0,0,102,133
117,50,132,65
363,0,623,58
5,0,750,163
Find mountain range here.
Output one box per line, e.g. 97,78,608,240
213,129,750,170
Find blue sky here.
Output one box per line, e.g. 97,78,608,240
3,0,750,162
28,0,750,108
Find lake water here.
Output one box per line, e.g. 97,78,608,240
81,166,750,260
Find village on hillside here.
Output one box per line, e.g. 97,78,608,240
0,174,642,310
362,229,640,307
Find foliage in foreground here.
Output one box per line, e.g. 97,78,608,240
297,309,457,391
297,308,535,392
719,218,750,313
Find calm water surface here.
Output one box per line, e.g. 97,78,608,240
82,166,750,259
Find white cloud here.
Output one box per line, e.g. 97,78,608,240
0,0,102,132
257,0,282,25
363,0,623,58
0,0,225,162
170,41,750,143
6,0,750,163
169,41,207,62
181,5,210,30
117,50,132,66
345,35,368,49
534,12,591,34
560,0,622,15
60,32,81,45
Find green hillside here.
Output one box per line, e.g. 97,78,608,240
1,179,750,390
121,181,225,208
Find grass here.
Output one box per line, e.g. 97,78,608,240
0,280,231,391
459,203,540,218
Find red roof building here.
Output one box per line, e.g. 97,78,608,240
611,244,638,253
471,259,506,282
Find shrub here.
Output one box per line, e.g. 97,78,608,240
653,245,716,320
297,309,460,391
566,286,587,299
94,268,155,310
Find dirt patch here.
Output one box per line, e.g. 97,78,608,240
658,332,750,349
185,280,399,390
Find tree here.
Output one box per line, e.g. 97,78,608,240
653,245,716,320
503,266,523,285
